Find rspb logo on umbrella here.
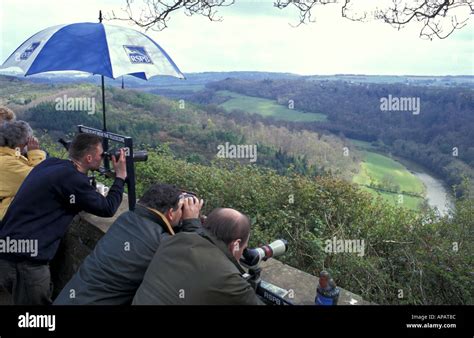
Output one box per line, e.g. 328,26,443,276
123,45,153,64
20,42,40,60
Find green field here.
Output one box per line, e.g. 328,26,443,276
348,138,375,150
353,151,426,210
217,90,327,122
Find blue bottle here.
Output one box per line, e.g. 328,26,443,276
315,271,340,305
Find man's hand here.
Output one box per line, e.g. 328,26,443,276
112,148,127,180
26,136,40,151
182,196,204,220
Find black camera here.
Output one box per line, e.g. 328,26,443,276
59,138,148,162
102,149,148,162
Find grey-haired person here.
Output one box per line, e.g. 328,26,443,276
0,120,46,220
0,106,16,123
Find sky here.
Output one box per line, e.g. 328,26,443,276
0,0,473,76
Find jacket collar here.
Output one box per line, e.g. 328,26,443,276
134,204,174,235
197,228,247,274
0,146,26,160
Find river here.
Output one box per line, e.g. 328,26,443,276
375,152,456,217
411,171,454,217
362,148,456,217
348,140,455,216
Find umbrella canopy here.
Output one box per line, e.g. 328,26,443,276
0,16,185,178
1,22,184,80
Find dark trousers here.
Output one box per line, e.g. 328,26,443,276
0,258,52,305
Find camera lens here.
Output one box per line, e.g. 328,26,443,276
133,150,148,162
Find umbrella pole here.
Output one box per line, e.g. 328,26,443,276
101,74,110,170
98,10,109,170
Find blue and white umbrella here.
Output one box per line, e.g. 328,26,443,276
1,22,184,80
0,13,184,135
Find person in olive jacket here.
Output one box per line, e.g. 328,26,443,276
54,183,204,305
132,208,264,305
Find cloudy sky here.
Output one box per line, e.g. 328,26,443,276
0,0,473,75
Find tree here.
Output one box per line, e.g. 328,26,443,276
110,0,235,31
111,0,473,39
275,0,474,39
374,0,473,39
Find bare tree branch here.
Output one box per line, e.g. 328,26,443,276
110,0,473,39
275,0,473,40
273,0,335,27
108,0,235,31
374,0,474,39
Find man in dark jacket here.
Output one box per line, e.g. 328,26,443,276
132,208,264,305
0,133,127,305
53,183,204,305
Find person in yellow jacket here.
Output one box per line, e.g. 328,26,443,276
0,120,46,220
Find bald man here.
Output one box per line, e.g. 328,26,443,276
132,208,264,305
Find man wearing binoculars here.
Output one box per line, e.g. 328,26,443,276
132,208,264,305
54,183,204,305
